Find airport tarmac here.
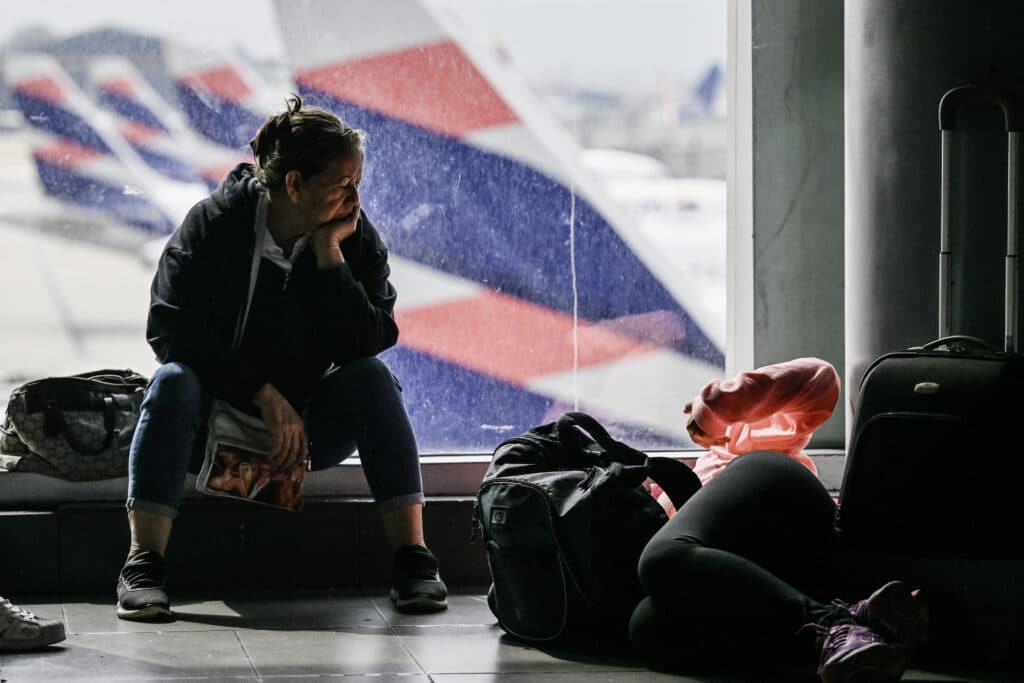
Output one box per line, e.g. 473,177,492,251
0,218,158,402
0,134,153,406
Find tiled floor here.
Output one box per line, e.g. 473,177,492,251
0,591,670,683
0,591,1019,682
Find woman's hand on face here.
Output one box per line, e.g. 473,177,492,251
253,383,309,470
683,401,730,449
312,193,360,269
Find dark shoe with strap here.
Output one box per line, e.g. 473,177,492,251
847,580,929,647
116,550,173,622
803,601,907,683
390,544,448,613
815,621,907,683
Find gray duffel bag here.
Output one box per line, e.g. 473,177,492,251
0,369,148,481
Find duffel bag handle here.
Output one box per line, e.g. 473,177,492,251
23,368,144,388
42,395,118,456
74,369,148,388
556,412,646,466
557,412,702,510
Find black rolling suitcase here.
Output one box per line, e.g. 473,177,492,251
835,85,1024,665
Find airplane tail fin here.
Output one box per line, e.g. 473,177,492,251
88,56,249,190
88,57,203,184
5,52,179,235
165,47,286,151
272,0,722,357
679,62,724,120
270,0,724,446
693,63,723,116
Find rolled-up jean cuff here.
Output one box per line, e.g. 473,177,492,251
126,497,179,520
377,492,424,515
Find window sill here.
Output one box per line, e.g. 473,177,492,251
0,449,847,505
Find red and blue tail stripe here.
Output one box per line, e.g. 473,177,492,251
274,0,724,446
12,77,112,154
298,77,721,365
117,121,202,184
89,58,250,191
95,78,172,134
173,65,265,149
31,141,175,234
7,54,196,236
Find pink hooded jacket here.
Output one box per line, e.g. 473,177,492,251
690,357,840,485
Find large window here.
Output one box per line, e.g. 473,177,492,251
0,0,726,455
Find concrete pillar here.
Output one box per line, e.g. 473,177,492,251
845,0,1024,429
729,0,846,446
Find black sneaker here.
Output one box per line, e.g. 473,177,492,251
116,550,173,621
390,544,448,613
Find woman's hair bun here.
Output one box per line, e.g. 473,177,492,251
249,92,365,189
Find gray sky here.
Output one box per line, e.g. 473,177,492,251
444,0,725,93
0,0,725,96
0,0,286,58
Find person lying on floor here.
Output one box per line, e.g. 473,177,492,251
633,358,928,683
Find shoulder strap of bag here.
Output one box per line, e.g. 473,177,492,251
645,456,702,511
232,193,268,352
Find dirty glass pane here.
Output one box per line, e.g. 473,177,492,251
0,0,726,454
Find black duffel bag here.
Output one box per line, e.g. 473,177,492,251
474,412,701,645
0,369,149,481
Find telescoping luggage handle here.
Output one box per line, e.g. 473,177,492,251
938,85,1022,352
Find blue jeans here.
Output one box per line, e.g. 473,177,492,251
126,358,424,518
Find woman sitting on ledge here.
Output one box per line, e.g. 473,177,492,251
116,95,447,622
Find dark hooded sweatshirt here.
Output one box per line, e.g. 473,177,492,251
146,164,399,411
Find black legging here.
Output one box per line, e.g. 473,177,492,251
630,450,838,671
